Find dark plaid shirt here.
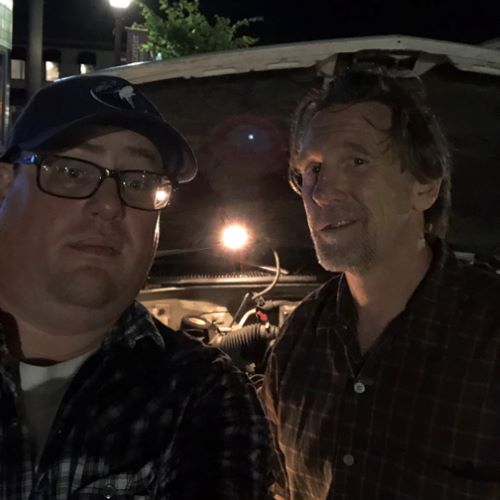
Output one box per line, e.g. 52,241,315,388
0,301,273,500
262,240,500,499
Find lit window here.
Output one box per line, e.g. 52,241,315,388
45,61,59,81
10,59,25,80
80,63,95,75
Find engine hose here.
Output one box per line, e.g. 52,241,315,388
212,323,279,353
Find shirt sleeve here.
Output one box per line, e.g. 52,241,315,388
156,354,275,500
260,350,289,499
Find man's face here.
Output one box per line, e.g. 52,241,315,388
296,101,433,273
0,126,162,327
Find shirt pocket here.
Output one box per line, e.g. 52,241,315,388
70,467,154,499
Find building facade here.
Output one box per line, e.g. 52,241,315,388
0,0,12,148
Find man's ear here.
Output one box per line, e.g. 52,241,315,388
412,177,442,213
0,162,15,201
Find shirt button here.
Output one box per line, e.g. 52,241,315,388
103,484,116,499
343,454,355,466
353,381,366,394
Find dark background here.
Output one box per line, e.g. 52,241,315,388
12,0,500,49
10,0,500,274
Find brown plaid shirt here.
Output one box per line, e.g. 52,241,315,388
262,239,500,499
1,302,273,500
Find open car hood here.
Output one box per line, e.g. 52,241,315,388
100,36,500,283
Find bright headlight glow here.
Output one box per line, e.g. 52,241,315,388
222,224,249,250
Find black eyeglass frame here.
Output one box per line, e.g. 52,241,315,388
14,153,177,211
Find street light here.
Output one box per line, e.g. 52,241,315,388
109,0,132,6
109,0,133,66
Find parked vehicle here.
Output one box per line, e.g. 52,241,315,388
102,36,500,370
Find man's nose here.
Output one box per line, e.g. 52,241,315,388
310,166,349,207
84,177,125,221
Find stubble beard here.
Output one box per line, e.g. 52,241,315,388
311,220,376,273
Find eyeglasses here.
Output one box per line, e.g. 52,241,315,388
14,154,174,211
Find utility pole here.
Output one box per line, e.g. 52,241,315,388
109,0,132,66
27,0,44,98
113,12,124,66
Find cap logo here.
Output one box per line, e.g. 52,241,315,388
116,86,136,108
90,80,137,110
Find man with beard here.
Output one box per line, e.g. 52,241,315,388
0,74,271,499
261,68,500,499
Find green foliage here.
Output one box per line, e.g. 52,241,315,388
134,0,262,59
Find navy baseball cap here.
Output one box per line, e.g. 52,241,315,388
0,74,197,184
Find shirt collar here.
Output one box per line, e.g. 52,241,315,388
318,237,462,332
402,237,462,318
0,301,166,359
101,301,166,351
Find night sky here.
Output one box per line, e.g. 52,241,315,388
12,0,500,49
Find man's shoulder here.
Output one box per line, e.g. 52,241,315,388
269,274,340,353
439,261,500,347
434,240,499,312
285,274,340,325
304,273,342,302
113,312,245,400
154,319,237,374
452,262,500,313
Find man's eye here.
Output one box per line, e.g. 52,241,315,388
353,157,367,167
56,166,85,179
305,162,322,175
125,179,147,191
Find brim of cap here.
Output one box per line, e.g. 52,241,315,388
1,110,197,184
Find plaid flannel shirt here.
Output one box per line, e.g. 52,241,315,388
262,239,500,499
0,301,273,500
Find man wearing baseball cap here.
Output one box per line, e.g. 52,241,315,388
0,75,272,499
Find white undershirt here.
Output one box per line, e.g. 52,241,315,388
19,350,94,459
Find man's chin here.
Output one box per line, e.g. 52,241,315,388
48,268,120,310
314,242,375,274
